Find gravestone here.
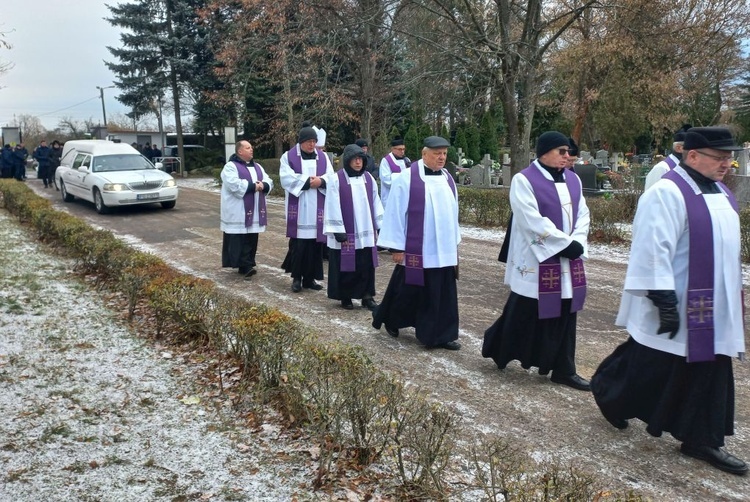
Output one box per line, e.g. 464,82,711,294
575,164,598,192
595,149,608,167
469,165,487,186
737,147,749,176
580,151,592,164
610,152,621,171
481,154,496,185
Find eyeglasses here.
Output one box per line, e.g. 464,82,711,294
557,148,570,155
695,150,733,162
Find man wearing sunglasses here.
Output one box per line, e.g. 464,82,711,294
592,126,746,475
483,131,591,391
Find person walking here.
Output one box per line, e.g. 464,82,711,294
482,131,591,391
33,140,52,188
591,126,747,475
644,124,691,190
378,137,410,207
49,140,63,190
372,136,461,351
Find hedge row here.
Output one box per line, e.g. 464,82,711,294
0,179,642,500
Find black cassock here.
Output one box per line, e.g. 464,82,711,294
482,292,577,377
591,337,735,447
372,265,458,347
326,248,376,301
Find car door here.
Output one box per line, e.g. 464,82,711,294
68,154,93,200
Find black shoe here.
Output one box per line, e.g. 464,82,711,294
243,268,257,280
361,298,378,311
291,279,302,293
681,443,748,475
603,415,629,430
550,373,591,391
341,299,354,310
304,281,323,291
435,340,461,350
385,325,399,338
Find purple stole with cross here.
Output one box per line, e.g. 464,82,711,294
385,153,410,174
232,160,267,227
336,169,379,272
664,155,677,170
405,162,457,286
286,145,327,242
521,163,586,319
664,167,739,362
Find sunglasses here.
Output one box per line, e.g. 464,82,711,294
557,148,570,155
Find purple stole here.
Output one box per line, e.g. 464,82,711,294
405,162,457,286
664,167,739,362
232,160,267,227
385,153,410,174
664,155,677,170
521,163,586,319
336,169,379,272
286,146,327,242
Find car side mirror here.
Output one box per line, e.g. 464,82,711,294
78,165,89,172
154,162,163,169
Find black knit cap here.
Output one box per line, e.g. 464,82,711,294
423,136,450,148
536,131,569,156
683,127,743,152
568,137,579,157
355,138,368,148
297,121,317,144
391,137,405,147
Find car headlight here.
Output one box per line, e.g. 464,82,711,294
163,179,176,188
102,183,128,192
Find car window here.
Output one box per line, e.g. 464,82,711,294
72,153,89,169
91,154,156,172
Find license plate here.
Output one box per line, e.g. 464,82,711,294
137,193,159,200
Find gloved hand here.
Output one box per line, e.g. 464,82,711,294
334,233,348,243
646,290,679,339
558,240,584,260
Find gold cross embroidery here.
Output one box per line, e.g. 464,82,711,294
407,255,421,267
288,206,297,218
688,296,713,324
541,268,560,289
572,263,585,283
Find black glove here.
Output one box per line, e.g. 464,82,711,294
558,240,584,260
334,233,348,243
646,290,679,339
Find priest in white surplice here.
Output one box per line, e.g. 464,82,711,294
592,127,747,475
323,144,384,311
378,137,410,207
372,136,461,350
482,131,591,391
280,123,334,293
220,140,273,279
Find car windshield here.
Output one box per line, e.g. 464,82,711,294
91,154,156,173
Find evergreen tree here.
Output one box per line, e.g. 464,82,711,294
479,111,499,159
466,123,481,163
404,124,420,161
454,127,469,165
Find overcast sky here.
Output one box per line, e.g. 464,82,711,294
0,1,132,130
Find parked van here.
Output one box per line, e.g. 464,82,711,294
55,140,178,214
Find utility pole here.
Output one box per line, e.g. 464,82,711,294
96,85,115,128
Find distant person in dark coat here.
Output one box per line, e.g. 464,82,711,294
49,140,63,190
33,140,52,188
0,144,12,178
13,143,28,181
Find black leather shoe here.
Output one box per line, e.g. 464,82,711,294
550,373,591,391
361,298,379,311
243,268,257,280
304,281,323,291
341,299,354,310
291,279,302,293
603,415,629,430
436,340,461,351
681,443,749,475
385,325,399,338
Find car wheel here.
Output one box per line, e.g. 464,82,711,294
161,201,176,209
93,188,110,214
60,181,74,202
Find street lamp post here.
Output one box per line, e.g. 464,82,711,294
96,85,115,128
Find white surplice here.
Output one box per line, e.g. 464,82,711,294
220,159,273,234
323,170,384,250
616,174,745,358
279,146,334,239
505,161,590,299
378,153,408,207
644,153,680,190
377,160,460,268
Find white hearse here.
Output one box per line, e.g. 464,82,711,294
55,140,178,214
